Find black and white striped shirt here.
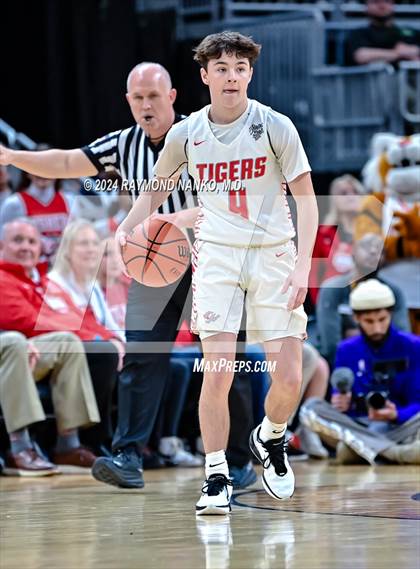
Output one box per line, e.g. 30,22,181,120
82,114,197,215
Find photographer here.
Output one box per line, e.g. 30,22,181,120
300,279,419,464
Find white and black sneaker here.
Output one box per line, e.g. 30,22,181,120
249,427,295,500
196,474,233,516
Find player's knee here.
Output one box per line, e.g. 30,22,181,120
202,371,233,395
271,369,302,393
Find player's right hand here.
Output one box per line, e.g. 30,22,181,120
116,227,128,248
0,144,14,166
281,263,309,311
115,228,131,278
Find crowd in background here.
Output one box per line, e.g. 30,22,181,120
0,123,419,477
0,0,419,476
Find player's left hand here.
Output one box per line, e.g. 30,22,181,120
281,262,309,311
150,212,178,226
368,400,398,422
114,227,131,278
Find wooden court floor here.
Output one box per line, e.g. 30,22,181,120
1,461,419,569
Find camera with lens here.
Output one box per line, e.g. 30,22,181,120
365,358,408,410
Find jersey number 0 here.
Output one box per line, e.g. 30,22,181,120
229,187,249,219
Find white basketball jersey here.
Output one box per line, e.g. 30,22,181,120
187,100,298,247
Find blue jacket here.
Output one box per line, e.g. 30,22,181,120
335,326,420,424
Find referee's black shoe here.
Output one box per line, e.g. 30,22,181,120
91,446,144,488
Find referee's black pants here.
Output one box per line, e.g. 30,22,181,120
81,342,119,453
112,267,254,468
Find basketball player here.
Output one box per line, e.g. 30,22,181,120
0,61,258,490
115,32,318,514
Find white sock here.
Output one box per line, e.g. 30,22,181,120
205,450,229,479
259,416,287,442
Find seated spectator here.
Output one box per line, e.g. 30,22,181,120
345,0,420,66
0,165,12,211
0,331,99,475
49,219,127,452
49,219,125,343
97,236,130,331
0,219,120,456
317,233,410,366
309,175,364,305
301,280,420,465
0,146,71,264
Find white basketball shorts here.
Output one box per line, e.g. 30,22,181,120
191,239,307,343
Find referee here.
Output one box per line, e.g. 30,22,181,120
0,62,257,490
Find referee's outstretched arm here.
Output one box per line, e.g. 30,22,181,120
0,144,97,179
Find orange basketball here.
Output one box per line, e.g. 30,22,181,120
122,218,191,287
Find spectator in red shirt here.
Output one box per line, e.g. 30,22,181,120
0,219,120,456
309,175,365,305
0,148,71,265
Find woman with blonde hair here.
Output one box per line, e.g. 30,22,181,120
309,174,365,305
47,219,125,455
50,219,124,340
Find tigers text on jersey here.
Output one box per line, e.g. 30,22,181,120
154,100,311,247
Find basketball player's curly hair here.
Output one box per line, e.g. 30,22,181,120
193,31,261,70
